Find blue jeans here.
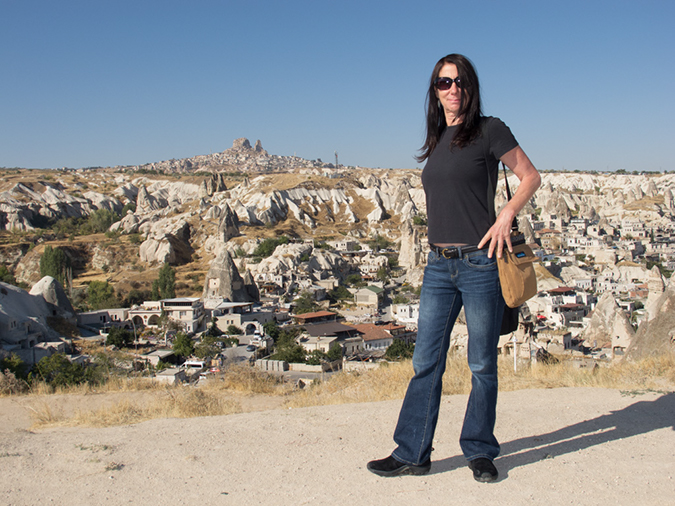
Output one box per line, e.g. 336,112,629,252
391,249,504,465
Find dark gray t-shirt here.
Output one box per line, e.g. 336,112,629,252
421,116,518,245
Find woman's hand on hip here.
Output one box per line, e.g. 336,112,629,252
478,207,515,258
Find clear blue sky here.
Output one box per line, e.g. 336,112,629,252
1,0,673,172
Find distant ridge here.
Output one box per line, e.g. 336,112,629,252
125,137,335,174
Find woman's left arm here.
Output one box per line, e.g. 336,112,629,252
477,145,541,258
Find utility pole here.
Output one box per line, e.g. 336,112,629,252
335,151,338,170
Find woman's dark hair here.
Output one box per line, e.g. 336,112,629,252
416,53,483,163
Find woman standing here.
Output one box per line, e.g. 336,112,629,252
367,54,541,482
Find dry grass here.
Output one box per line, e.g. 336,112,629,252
498,353,675,392
26,365,288,429
204,364,290,395
20,353,675,429
287,352,675,409
30,388,242,429
26,373,168,397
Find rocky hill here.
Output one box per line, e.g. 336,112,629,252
1,138,675,308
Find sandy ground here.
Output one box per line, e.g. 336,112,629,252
1,387,674,506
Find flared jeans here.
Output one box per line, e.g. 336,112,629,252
392,249,505,465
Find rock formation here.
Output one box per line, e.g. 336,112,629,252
202,247,254,302
627,276,675,360
397,220,425,284
217,204,240,242
645,266,666,321
29,276,76,320
199,173,228,197
139,221,194,265
580,292,635,352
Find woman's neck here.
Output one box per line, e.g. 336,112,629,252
445,114,463,126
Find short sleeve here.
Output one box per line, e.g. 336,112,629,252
486,117,519,160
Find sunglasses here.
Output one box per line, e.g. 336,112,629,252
434,76,462,90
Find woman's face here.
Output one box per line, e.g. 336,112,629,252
435,63,464,123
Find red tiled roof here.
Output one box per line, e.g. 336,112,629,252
547,287,576,293
380,323,405,331
351,323,394,342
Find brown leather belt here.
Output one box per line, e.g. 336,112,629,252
429,244,483,259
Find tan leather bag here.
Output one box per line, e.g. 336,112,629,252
497,234,538,308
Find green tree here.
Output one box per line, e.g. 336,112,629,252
293,291,318,314
152,263,176,300
206,317,223,337
172,332,195,358
40,245,70,286
327,342,343,361
376,265,389,283
392,294,409,305
271,342,306,363
365,234,392,252
0,353,28,379
194,334,220,359
277,326,303,346
123,288,150,307
88,281,118,310
328,285,354,303
346,273,366,288
226,324,243,335
105,327,134,348
385,339,415,360
263,320,280,341
271,326,306,363
306,349,328,365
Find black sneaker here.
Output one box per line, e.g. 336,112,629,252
468,458,498,483
367,455,431,477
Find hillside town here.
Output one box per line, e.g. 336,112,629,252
1,139,674,384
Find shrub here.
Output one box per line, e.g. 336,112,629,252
128,233,142,245
412,214,427,226
0,369,28,395
29,353,101,388
385,339,415,360
251,236,289,258
106,327,134,348
0,353,28,379
0,264,17,285
226,324,243,335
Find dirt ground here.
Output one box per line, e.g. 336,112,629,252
1,387,674,505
